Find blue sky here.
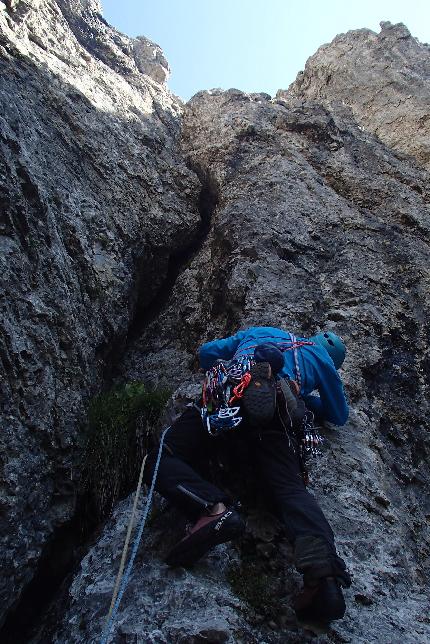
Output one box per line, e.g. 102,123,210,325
101,0,429,101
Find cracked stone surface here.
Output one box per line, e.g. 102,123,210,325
0,0,200,623
62,88,430,641
1,1,430,642
286,21,430,171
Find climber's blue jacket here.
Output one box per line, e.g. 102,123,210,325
199,326,349,426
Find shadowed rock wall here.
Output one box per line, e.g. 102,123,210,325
0,0,200,623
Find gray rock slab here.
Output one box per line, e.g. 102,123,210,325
0,0,200,622
116,88,430,641
286,21,430,170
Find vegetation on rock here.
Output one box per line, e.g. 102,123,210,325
80,382,169,524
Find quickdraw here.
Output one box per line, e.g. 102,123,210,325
300,411,324,461
206,406,242,436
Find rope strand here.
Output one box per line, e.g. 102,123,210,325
100,425,170,644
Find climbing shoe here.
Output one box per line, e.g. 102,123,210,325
294,576,346,624
293,535,351,623
242,361,276,426
165,508,245,567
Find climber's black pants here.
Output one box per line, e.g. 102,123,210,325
145,405,336,553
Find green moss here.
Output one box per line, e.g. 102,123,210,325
80,382,170,525
227,555,281,620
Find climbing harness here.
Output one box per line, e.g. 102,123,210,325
100,425,170,644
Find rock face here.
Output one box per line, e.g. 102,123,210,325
48,495,261,644
75,88,430,644
286,22,430,171
57,0,171,83
1,2,430,643
133,36,170,84
0,0,200,626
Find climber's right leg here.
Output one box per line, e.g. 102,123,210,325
144,405,244,567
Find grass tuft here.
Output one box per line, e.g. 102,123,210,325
79,382,170,525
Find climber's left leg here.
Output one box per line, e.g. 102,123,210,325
252,425,351,623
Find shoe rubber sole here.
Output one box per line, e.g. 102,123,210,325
295,577,346,623
165,510,245,568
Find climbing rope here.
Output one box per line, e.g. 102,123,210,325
229,371,252,404
100,425,170,644
105,454,149,623
289,333,302,387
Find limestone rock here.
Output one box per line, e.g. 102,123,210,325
133,35,170,84
114,89,430,642
286,22,430,170
0,0,200,624
56,1,170,85
45,495,256,644
1,2,430,643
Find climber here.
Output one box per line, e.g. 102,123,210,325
144,326,351,624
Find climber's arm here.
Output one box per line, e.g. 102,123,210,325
199,330,247,370
303,369,349,426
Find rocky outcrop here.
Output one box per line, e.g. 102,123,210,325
133,36,170,84
48,496,262,644
2,1,430,642
0,0,200,625
286,22,430,170
53,88,430,642
56,0,171,83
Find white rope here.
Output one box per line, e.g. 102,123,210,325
105,453,148,622
100,426,170,644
